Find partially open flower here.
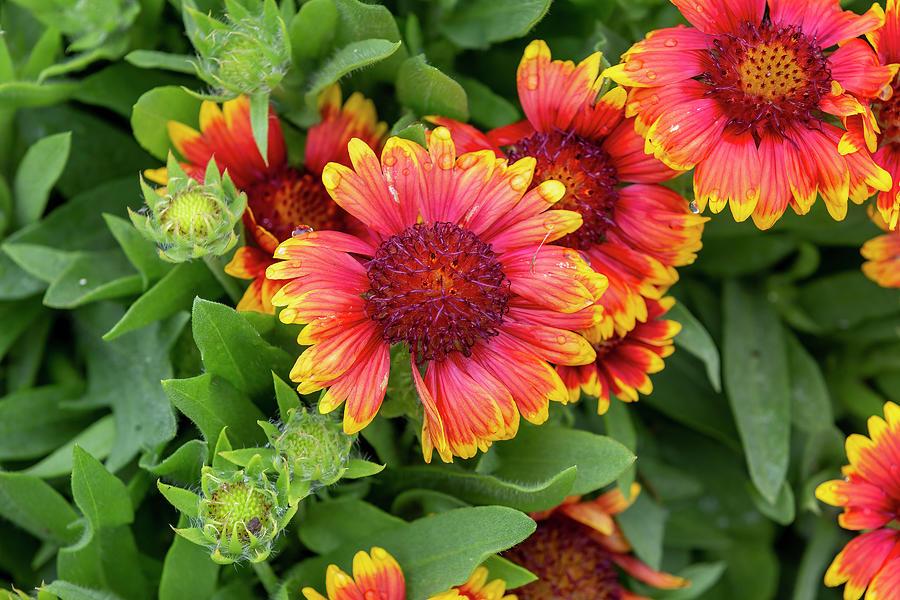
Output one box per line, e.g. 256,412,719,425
130,153,246,262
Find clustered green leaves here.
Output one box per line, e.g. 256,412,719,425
0,0,896,600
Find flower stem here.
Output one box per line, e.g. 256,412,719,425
252,561,279,596
203,254,243,305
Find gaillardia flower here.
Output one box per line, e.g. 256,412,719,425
149,86,385,312
431,40,706,336
868,0,900,230
605,0,894,228
505,485,688,599
302,548,513,600
266,128,606,462
556,297,680,414
302,547,405,600
816,401,900,600
862,208,900,288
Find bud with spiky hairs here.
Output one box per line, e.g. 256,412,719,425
261,407,354,487
185,0,290,95
168,455,296,565
129,153,246,262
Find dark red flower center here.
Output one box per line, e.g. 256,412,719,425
245,168,349,243
364,222,510,364
504,515,624,600
876,81,900,144
507,131,619,250
593,334,626,361
703,21,832,136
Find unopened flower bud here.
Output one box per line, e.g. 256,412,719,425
129,153,246,262
264,407,353,486
186,0,290,95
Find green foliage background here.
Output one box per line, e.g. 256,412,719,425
0,0,893,598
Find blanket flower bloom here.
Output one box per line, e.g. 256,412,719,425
816,401,900,600
869,0,900,230
504,485,688,599
556,297,680,414
148,86,385,312
605,0,894,229
862,208,900,288
266,128,606,462
431,40,705,336
302,547,405,600
429,567,517,600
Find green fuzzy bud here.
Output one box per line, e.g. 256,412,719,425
129,153,246,262
189,459,294,564
186,0,291,95
266,408,354,486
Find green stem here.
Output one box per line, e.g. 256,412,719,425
252,561,279,597
202,254,243,305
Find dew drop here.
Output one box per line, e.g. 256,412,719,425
556,334,569,345
880,83,894,102
402,168,410,176
78,278,87,286
645,70,657,80
383,154,397,167
439,154,454,170
423,159,433,170
510,175,529,191
624,59,644,72
665,38,678,47
292,225,314,236
746,188,758,200
688,200,700,214
526,74,539,90
650,94,660,105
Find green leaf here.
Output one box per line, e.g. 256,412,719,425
299,499,404,554
603,398,637,497
651,562,727,599
670,300,722,392
57,525,150,600
456,76,520,129
723,281,791,503
749,480,795,526
71,446,133,529
476,425,634,496
0,81,78,108
440,0,551,48
74,63,192,118
102,213,170,287
41,580,126,600
23,415,116,478
480,555,536,589
162,374,266,453
250,91,270,163
785,331,833,433
0,472,80,545
0,297,43,360
0,252,46,300
13,132,70,226
191,298,292,397
157,482,200,519
342,459,385,479
615,491,665,569
42,251,143,309
304,39,401,108
291,506,535,600
273,373,301,416
385,465,576,512
289,0,337,64
72,303,180,472
0,384,88,460
139,440,207,487
696,232,797,277
159,515,219,600
103,261,221,340
396,55,468,121
791,515,841,600
797,270,900,332
125,50,196,74
131,86,203,160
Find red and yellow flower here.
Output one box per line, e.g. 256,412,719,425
505,485,689,599
430,40,706,337
149,86,385,313
862,208,900,288
605,0,894,229
266,127,606,462
816,401,900,600
869,0,900,230
302,547,405,600
556,297,680,414
302,548,513,600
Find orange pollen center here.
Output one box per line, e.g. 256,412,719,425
245,168,348,243
704,21,831,136
504,516,623,600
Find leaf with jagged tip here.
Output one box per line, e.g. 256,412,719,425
158,482,201,519
396,55,468,121
383,465,577,513
191,298,293,397
723,280,790,504
476,425,634,496
303,39,401,109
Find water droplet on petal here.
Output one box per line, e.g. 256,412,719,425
624,59,644,72
746,188,758,199
383,154,397,167
645,70,657,80
665,38,678,47
292,225,314,236
439,154,454,170
423,159,433,170
880,83,894,102
688,200,700,214
402,168,410,176
526,74,539,90
557,334,569,345
650,94,660,105
510,175,529,191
